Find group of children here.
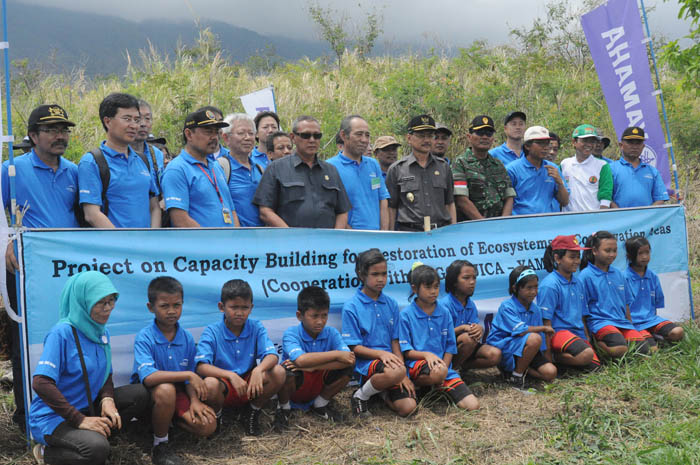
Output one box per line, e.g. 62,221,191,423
131,231,682,463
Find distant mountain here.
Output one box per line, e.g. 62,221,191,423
7,2,330,76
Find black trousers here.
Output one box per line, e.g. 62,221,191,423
5,270,24,422
43,383,149,465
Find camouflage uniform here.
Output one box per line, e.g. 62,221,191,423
452,149,516,220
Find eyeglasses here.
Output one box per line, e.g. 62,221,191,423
38,127,72,136
410,131,435,139
294,132,323,140
116,115,140,124
472,129,495,137
531,139,551,146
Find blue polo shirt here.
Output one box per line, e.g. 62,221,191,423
507,156,566,215
579,263,635,334
130,320,196,384
161,149,236,227
610,158,669,207
29,323,111,444
212,144,229,160
537,271,588,339
282,323,349,362
2,151,79,228
195,316,277,374
224,153,264,227
398,300,458,379
327,153,390,230
625,266,666,329
251,146,270,170
489,142,524,166
78,142,156,228
341,289,400,375
438,293,479,328
485,296,547,352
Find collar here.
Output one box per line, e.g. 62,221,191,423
410,300,443,319
553,270,577,284
405,152,436,167
100,141,137,159
511,295,533,314
221,315,252,340
338,152,365,166
619,157,646,168
179,149,213,166
626,266,648,280
572,154,594,165
29,150,66,172
299,322,328,342
228,153,256,170
291,152,319,168
252,147,265,157
587,263,610,275
355,288,388,305
149,319,184,345
447,292,469,310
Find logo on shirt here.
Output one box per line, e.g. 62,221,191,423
66,185,76,193
441,328,448,336
141,170,151,177
179,358,189,367
588,176,598,184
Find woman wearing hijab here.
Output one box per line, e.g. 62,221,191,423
29,271,149,465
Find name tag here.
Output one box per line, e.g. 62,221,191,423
222,208,232,224
371,176,381,190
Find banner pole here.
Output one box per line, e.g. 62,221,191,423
638,0,680,194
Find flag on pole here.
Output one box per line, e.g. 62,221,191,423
240,86,277,118
581,0,672,189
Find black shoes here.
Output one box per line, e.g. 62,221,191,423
152,442,188,465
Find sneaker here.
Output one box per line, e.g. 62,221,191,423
242,407,262,436
152,442,188,465
273,408,291,431
312,402,344,422
32,444,44,465
350,395,371,418
504,373,533,395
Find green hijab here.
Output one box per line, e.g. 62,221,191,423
58,271,119,385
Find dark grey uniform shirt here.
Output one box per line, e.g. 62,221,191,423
385,152,454,227
253,152,351,228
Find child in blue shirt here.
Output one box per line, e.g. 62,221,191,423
486,266,557,389
539,236,600,372
579,231,652,358
399,263,479,411
280,286,355,422
439,260,501,373
195,279,286,436
341,249,417,418
132,277,216,464
625,236,684,343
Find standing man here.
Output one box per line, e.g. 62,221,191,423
610,127,669,208
593,129,613,163
546,132,560,163
327,115,390,230
220,113,264,227
197,105,228,160
489,111,526,166
560,124,612,212
161,108,240,227
507,126,569,215
131,99,165,181
253,115,350,228
78,92,161,228
432,123,452,161
2,104,78,431
385,114,456,231
452,115,515,220
373,136,400,179
252,110,280,169
265,131,294,161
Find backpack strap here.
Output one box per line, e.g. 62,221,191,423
145,143,162,193
255,163,264,176
71,326,96,417
88,147,111,217
217,156,231,184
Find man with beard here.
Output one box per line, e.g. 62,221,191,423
161,108,240,227
452,115,514,220
1,104,79,431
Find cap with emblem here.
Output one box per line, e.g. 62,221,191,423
407,114,436,132
572,124,598,139
524,126,551,143
435,123,452,136
504,111,526,125
28,104,75,129
550,235,590,251
184,108,229,130
621,126,645,140
374,135,400,151
596,128,611,148
469,115,495,132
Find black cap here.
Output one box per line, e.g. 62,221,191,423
621,127,645,140
435,123,452,136
469,115,495,132
504,111,526,125
184,109,229,130
407,114,436,132
146,134,167,146
14,136,31,151
28,104,75,129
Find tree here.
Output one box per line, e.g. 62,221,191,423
661,0,700,94
307,1,383,69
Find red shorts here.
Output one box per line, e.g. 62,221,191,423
221,371,252,408
551,330,601,365
290,370,327,404
175,387,190,418
595,325,646,342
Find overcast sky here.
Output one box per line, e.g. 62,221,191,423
16,0,691,46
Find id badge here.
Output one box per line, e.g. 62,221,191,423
222,208,232,224
370,176,381,190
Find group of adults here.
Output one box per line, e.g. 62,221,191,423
1,95,671,435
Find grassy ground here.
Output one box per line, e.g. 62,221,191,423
2,322,700,465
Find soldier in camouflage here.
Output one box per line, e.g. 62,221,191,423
452,115,515,221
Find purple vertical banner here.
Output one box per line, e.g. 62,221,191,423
581,0,671,188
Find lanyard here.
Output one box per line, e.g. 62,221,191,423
197,163,224,205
